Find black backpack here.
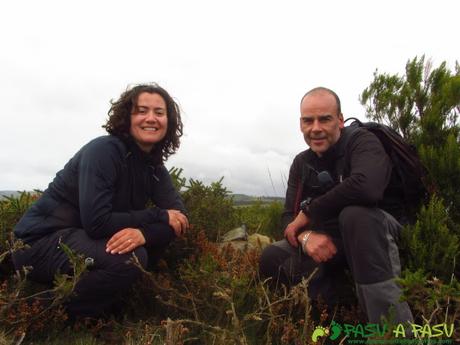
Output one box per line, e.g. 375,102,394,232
340,118,429,222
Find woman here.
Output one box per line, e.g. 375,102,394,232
12,83,189,318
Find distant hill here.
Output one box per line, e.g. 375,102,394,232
231,194,285,206
0,190,285,205
0,191,22,199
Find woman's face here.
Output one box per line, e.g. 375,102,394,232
130,92,168,152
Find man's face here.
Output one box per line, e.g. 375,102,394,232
300,92,344,156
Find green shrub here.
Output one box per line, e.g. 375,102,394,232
236,200,283,240
168,167,187,192
181,177,239,242
0,191,40,254
418,133,460,225
399,269,459,330
400,196,459,280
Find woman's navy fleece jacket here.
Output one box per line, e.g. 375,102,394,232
14,135,186,246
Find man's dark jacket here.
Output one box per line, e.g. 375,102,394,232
282,126,402,229
14,135,185,245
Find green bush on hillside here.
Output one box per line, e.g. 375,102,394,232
235,200,283,240
401,196,459,281
181,177,239,242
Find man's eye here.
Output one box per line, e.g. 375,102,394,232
301,118,313,124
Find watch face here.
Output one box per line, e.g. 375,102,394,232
300,200,306,211
300,197,312,209
300,197,313,214
300,200,308,213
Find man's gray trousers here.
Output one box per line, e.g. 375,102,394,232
259,206,413,324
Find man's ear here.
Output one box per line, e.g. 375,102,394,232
338,113,345,128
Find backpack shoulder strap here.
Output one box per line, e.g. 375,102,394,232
335,119,362,180
293,150,317,214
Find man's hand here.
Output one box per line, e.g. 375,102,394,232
106,228,146,254
297,231,337,263
167,210,189,237
284,211,309,247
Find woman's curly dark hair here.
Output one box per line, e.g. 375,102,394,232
103,83,183,162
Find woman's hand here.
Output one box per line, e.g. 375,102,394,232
167,210,189,237
106,228,146,254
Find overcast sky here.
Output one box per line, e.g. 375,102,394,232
1,0,458,196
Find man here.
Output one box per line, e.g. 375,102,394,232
259,87,413,324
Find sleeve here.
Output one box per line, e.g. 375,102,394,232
308,130,392,223
281,153,304,230
150,165,187,214
78,139,169,239
139,165,187,246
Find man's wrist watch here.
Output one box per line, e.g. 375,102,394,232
300,197,312,217
300,231,313,254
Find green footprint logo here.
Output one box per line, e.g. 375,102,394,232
311,326,329,342
329,321,342,340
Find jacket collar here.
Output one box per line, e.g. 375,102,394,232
119,135,162,166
